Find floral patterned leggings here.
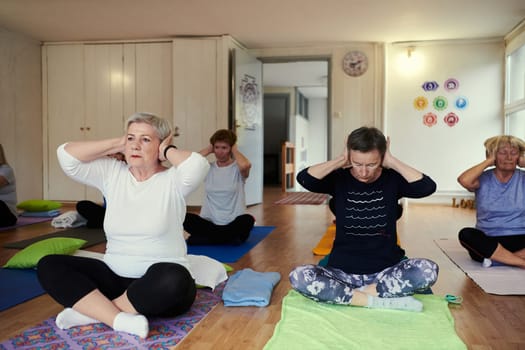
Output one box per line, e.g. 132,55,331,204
289,258,439,305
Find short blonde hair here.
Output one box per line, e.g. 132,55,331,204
484,135,525,155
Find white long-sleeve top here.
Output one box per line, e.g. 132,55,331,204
57,144,210,278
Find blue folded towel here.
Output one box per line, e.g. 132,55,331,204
19,209,61,217
222,268,281,307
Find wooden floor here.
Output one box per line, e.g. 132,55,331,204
1,186,524,349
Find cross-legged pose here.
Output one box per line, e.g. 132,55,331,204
37,112,209,338
289,126,438,312
184,129,255,245
457,135,525,269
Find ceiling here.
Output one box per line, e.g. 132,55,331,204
1,0,523,47
1,0,524,98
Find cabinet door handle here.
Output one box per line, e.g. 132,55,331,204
80,127,84,131
173,126,180,137
86,127,91,131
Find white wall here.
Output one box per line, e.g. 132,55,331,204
293,98,328,191
385,40,504,202
307,98,328,166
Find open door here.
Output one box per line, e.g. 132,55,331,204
231,48,263,205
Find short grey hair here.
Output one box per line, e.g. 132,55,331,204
126,112,172,140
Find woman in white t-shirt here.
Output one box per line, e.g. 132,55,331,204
37,113,209,339
184,129,255,245
0,144,17,227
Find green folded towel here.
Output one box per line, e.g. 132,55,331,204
264,290,466,350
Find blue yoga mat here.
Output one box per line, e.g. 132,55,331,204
187,226,276,263
0,226,276,311
0,268,45,311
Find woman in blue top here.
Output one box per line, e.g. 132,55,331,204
289,127,438,312
458,135,525,269
183,129,255,245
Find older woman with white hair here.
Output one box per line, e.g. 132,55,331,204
458,135,525,269
37,112,209,338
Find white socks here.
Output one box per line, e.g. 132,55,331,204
113,312,149,339
56,309,149,339
56,308,99,329
367,295,423,312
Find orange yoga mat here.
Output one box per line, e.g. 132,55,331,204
312,224,401,256
312,224,336,256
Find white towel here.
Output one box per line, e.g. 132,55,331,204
187,254,229,290
51,210,87,228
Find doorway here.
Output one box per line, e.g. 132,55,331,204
263,93,289,185
262,60,329,189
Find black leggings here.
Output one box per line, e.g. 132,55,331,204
458,227,525,262
0,200,17,227
37,255,196,317
76,200,106,228
184,213,255,245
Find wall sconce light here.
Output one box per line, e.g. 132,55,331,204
407,46,415,58
395,44,423,76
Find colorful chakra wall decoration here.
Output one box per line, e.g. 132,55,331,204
444,112,459,127
433,96,448,111
423,112,438,127
421,81,439,91
444,78,459,91
413,96,428,110
413,77,466,128
455,96,468,110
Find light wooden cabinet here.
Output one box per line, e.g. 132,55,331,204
173,38,219,152
45,44,88,201
172,37,227,205
44,42,172,201
43,37,251,205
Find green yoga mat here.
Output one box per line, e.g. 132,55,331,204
264,290,466,350
4,227,106,249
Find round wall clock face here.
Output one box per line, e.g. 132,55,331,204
342,50,368,77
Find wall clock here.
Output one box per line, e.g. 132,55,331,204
342,50,368,77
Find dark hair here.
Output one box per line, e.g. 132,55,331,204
347,127,387,157
210,129,237,146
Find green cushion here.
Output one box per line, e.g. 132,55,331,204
3,237,86,269
17,199,62,212
223,263,234,272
